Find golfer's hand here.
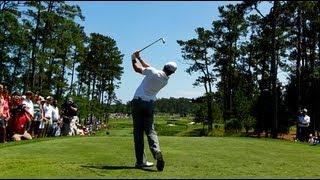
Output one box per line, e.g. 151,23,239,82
134,51,141,60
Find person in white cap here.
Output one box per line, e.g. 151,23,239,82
131,51,177,171
298,108,310,142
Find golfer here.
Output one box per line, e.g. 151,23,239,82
131,51,177,171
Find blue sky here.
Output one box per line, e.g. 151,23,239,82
73,1,274,103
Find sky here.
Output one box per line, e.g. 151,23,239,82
72,1,274,103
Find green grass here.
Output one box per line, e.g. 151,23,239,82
1,116,320,178
106,116,204,137
0,136,320,178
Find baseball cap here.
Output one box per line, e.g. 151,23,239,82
164,61,177,73
39,96,45,102
303,108,308,113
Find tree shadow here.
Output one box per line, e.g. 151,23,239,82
81,165,157,172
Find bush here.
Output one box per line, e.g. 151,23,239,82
242,116,256,134
208,125,225,137
225,118,242,133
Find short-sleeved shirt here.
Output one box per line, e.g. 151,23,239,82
2,97,10,118
22,99,34,118
33,103,42,121
52,106,60,122
0,96,9,118
43,103,54,123
298,115,310,127
133,67,169,102
0,96,4,117
13,111,31,134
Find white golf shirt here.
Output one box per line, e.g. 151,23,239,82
133,67,169,102
298,115,310,127
52,106,60,123
22,98,34,118
43,103,54,124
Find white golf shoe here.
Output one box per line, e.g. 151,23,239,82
135,161,154,168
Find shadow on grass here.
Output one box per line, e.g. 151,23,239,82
81,165,157,172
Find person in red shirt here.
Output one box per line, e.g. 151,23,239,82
7,92,32,141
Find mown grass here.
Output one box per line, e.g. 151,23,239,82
107,115,204,137
0,136,320,179
0,116,319,179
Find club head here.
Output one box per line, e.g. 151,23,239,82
138,38,166,53
161,38,165,44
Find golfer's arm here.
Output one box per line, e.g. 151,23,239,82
132,58,143,74
137,57,150,68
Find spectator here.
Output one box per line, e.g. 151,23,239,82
61,97,78,136
308,133,319,145
295,109,302,142
298,108,310,142
38,97,47,138
0,84,11,143
23,91,34,135
0,83,93,142
7,92,32,141
43,96,54,137
51,99,61,137
33,95,44,138
23,91,34,119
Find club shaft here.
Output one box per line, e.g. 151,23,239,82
138,38,162,52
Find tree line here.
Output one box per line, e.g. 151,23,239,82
108,98,194,117
0,1,123,120
177,1,320,137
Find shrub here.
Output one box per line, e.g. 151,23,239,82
225,118,242,133
242,116,256,134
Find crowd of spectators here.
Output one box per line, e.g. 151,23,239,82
0,84,95,143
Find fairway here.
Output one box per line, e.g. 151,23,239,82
0,136,320,179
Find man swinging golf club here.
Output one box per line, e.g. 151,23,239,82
131,50,177,171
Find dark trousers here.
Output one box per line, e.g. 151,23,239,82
299,126,309,142
33,121,41,138
296,124,299,140
131,98,160,165
40,122,51,138
0,118,6,142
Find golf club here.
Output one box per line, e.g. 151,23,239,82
138,38,165,53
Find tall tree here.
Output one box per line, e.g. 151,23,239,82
269,1,280,138
177,27,215,131
77,33,123,120
0,1,20,85
212,4,247,126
